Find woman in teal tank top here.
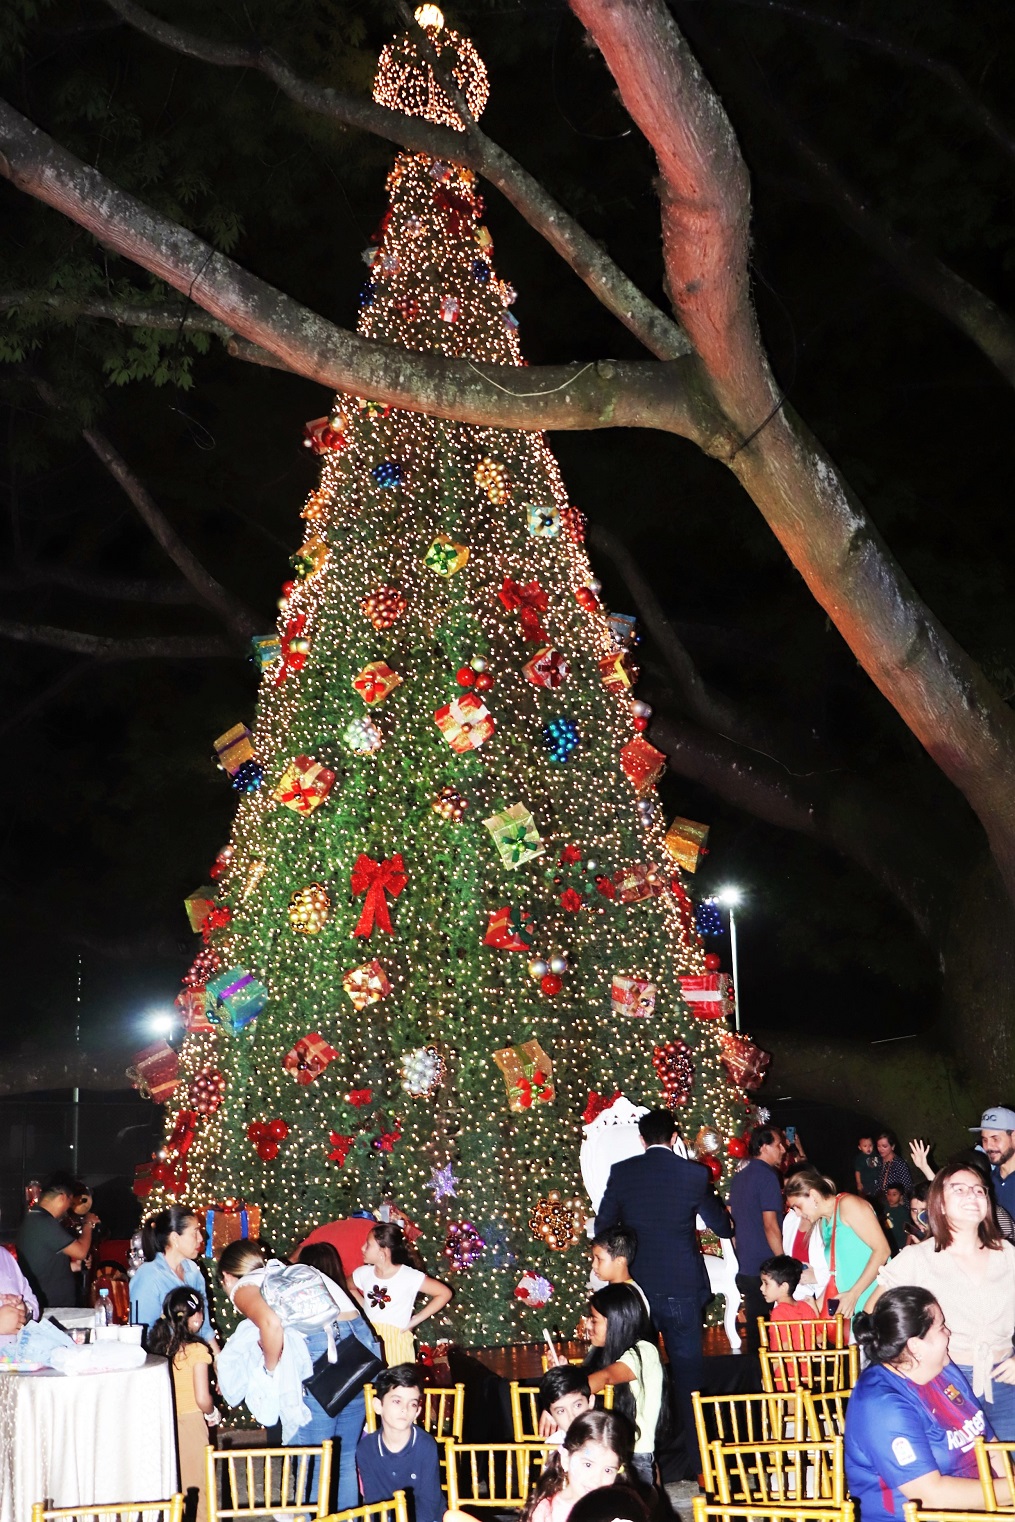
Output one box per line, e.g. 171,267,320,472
785,1169,892,1323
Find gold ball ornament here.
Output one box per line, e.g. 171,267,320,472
529,1191,587,1252
695,1126,723,1156
288,882,331,934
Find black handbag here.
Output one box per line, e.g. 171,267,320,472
303,1323,383,1415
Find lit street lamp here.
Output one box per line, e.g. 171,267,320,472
715,886,742,1031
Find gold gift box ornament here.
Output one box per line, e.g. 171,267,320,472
662,817,710,874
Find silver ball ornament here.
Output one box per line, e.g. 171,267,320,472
470,655,487,672
549,954,568,975
632,700,652,719
529,959,549,980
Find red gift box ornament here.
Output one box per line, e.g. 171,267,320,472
283,1032,339,1086
620,736,667,796
720,1032,771,1092
522,646,570,690
127,1042,180,1103
483,905,535,952
351,853,407,937
679,972,735,1020
498,577,549,643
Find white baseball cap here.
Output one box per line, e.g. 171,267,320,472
970,1107,1015,1132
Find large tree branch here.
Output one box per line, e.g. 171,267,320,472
1,289,300,373
0,98,718,441
729,0,1015,168
590,522,795,757
667,6,1015,392
34,380,260,640
784,137,1015,391
650,711,948,938
572,0,1015,909
103,0,690,362
0,619,232,659
0,563,195,604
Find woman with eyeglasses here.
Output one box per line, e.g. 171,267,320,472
867,1160,1015,1436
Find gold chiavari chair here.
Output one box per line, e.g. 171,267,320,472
692,1392,803,1496
706,1438,845,1508
206,1443,333,1522
759,1316,846,1352
904,1509,1001,1522
362,1382,465,1439
692,1500,855,1522
318,1497,409,1522
509,1380,614,1441
759,1345,859,1395
442,1442,539,1511
801,1390,851,1441
974,1437,1015,1511
32,1502,185,1522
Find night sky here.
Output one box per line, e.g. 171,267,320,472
0,0,1012,1155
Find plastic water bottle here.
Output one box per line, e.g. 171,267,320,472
95,1287,113,1328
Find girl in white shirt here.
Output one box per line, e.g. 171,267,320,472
350,1223,452,1365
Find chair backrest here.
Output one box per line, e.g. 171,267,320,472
692,1499,855,1522
759,1316,846,1351
707,1438,845,1506
32,1502,185,1522
692,1393,802,1496
758,1346,859,1395
903,1507,1002,1522
801,1391,850,1442
362,1382,466,1439
206,1443,334,1522
509,1381,615,1440
540,1355,584,1372
442,1442,540,1510
317,1495,409,1522
973,1437,1015,1510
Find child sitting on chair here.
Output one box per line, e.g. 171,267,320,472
538,1365,596,1441
356,1363,444,1522
760,1254,821,1341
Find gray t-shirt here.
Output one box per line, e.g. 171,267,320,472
15,1206,75,1309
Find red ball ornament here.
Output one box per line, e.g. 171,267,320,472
474,671,494,691
268,1119,289,1141
456,666,476,687
704,953,722,972
727,1136,748,1159
632,716,648,732
703,1155,722,1180
246,1122,265,1143
540,973,563,997
257,1140,280,1162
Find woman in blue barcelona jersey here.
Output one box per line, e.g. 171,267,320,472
845,1286,1010,1520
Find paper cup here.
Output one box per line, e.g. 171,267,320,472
118,1325,143,1345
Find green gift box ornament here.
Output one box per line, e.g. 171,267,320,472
483,802,544,870
422,533,470,577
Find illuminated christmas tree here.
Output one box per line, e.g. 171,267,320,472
146,7,765,1343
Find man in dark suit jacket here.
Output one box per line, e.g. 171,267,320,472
596,1107,732,1480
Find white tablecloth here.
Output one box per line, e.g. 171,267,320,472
0,1355,176,1522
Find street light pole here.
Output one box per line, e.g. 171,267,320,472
715,887,742,1032
727,903,741,1032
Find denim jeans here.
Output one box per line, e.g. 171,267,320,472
955,1364,1015,1441
648,1292,706,1479
629,1452,655,1486
289,1320,378,1509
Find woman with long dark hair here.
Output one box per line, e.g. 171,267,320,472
580,1284,665,1485
129,1205,216,1345
845,1285,1009,1519
350,1222,451,1365
868,1160,1015,1436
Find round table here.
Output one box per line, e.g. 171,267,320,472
0,1355,176,1522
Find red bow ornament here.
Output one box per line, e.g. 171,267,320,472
275,613,310,686
351,853,407,937
498,578,549,642
328,1132,355,1166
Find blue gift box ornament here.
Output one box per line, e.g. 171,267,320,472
206,966,268,1029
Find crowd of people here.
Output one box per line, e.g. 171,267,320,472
6,1102,1015,1522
